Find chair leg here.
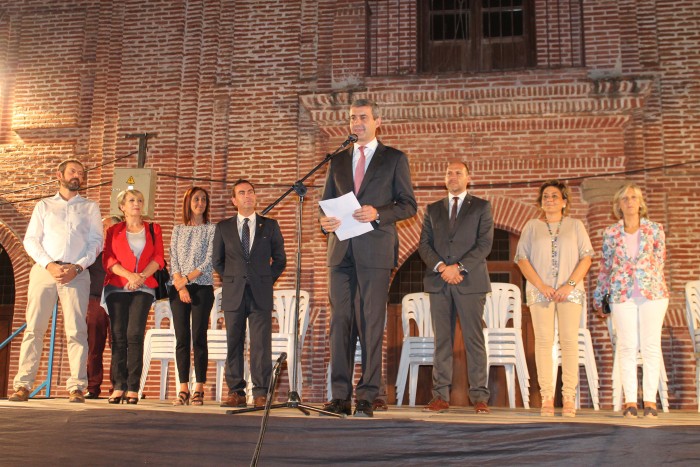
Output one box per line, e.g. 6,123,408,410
505,364,515,409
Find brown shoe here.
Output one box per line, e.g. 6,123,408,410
8,387,30,402
220,392,247,408
423,396,449,413
69,389,86,403
474,401,490,414
253,396,267,408
372,398,388,411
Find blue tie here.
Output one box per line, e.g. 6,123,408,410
242,218,250,261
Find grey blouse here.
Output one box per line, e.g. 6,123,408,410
168,223,216,286
514,217,594,306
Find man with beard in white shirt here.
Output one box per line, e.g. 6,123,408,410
9,159,103,403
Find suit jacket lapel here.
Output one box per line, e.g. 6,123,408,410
338,148,354,194
250,214,264,255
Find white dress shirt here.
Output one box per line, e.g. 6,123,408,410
23,193,103,269
352,138,379,176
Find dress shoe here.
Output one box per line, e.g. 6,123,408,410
84,391,100,400
8,387,29,402
254,396,267,408
644,406,658,419
69,390,86,403
474,401,490,414
353,399,374,418
321,399,352,416
372,399,388,411
423,396,449,413
220,392,247,408
562,397,576,418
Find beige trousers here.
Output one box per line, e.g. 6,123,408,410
530,301,581,400
13,263,90,393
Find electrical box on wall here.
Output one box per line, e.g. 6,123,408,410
110,168,157,218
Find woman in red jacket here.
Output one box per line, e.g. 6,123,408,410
103,189,165,404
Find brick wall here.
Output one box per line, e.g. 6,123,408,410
1,0,699,409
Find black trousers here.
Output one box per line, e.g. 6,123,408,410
107,291,152,392
169,284,214,383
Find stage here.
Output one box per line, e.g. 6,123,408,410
1,398,699,466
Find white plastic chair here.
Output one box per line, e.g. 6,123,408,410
207,287,229,402
138,300,178,400
607,316,670,412
245,289,310,399
396,292,434,407
483,282,531,409
685,280,700,412
551,294,600,410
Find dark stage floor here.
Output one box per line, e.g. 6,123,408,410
1,398,700,466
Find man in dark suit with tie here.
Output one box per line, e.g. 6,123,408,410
213,179,286,408
320,99,417,417
418,161,494,414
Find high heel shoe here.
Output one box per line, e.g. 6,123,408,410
191,391,204,406
540,398,554,417
562,397,576,418
108,392,125,404
173,391,190,406
126,393,139,405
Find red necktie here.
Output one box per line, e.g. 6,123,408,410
450,196,459,231
354,146,366,193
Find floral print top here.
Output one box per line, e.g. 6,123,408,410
168,223,216,286
593,218,669,308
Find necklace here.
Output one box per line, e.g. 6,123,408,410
545,218,563,280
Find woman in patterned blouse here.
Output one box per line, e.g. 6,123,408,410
514,180,593,417
593,183,669,419
169,187,216,406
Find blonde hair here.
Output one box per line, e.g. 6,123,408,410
116,189,145,211
612,183,648,219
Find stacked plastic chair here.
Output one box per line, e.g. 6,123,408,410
551,294,600,410
483,282,530,409
396,292,434,407
138,300,178,400
607,316,670,412
685,280,700,412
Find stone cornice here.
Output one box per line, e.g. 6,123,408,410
300,77,654,132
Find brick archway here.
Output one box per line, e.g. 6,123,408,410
0,221,31,396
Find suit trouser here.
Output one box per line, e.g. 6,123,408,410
612,297,668,404
14,263,90,392
329,252,391,402
224,285,271,398
169,284,214,383
86,296,110,394
530,301,581,401
429,287,489,404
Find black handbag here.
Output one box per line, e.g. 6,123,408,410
602,293,612,315
148,222,170,300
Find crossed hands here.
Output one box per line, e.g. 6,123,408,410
439,264,464,285
47,262,78,285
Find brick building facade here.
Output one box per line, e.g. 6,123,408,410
1,1,698,408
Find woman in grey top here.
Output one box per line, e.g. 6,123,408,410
514,180,593,417
169,187,216,406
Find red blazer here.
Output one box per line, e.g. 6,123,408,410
103,221,165,289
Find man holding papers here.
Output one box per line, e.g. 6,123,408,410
319,99,416,417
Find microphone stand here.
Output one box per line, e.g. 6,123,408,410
249,353,286,467
226,134,357,419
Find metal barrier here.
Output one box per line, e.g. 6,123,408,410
0,302,58,399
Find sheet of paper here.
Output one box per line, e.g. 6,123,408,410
319,192,374,241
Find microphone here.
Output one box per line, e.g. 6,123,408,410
329,134,358,157
276,352,288,364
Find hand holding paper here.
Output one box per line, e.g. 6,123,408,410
319,192,374,241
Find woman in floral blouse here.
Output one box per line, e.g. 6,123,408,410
169,187,216,406
515,180,593,417
593,183,669,419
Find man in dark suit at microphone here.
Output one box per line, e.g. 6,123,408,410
214,179,286,408
320,99,416,417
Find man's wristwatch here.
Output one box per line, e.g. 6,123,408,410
74,264,83,275
567,279,576,287
457,263,466,273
